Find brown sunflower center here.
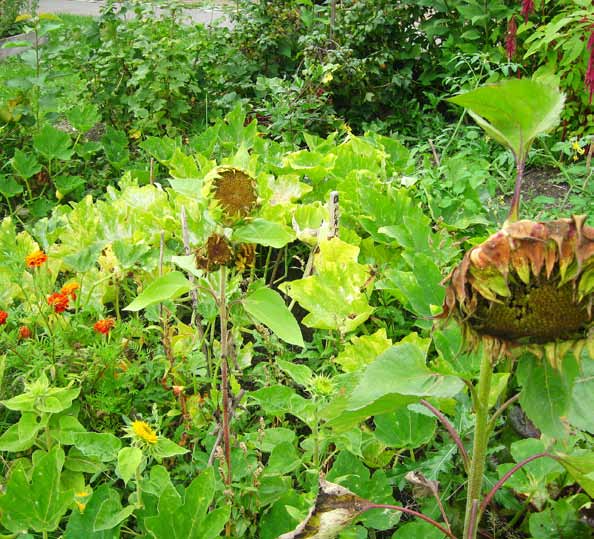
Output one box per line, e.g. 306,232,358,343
470,278,591,343
213,169,257,217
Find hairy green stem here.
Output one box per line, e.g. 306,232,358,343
463,348,494,539
135,465,143,509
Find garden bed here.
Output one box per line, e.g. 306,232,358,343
0,31,46,60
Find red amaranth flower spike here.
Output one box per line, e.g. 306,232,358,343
506,16,518,60
0,310,7,325
521,0,535,23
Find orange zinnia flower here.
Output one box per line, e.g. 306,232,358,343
18,326,32,339
60,282,79,299
0,311,7,325
25,250,48,268
47,293,69,313
93,318,115,334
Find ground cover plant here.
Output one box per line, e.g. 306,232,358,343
0,1,593,538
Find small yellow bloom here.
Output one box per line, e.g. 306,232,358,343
322,72,333,84
572,141,585,155
74,490,91,513
132,420,158,444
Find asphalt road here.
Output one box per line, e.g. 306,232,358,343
37,0,229,25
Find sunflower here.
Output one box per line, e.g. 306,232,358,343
195,233,234,272
439,215,593,363
125,420,159,447
207,166,258,220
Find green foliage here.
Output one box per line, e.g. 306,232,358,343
0,7,592,537
144,467,230,539
0,447,72,533
0,0,37,38
243,285,304,348
521,0,594,137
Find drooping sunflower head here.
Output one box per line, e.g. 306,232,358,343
207,166,258,220
439,216,593,356
195,233,234,272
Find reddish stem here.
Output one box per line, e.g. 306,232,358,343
366,503,458,539
507,157,525,223
479,452,552,515
421,399,470,471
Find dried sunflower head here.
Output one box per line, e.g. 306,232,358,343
439,216,593,360
207,166,258,220
235,243,256,273
195,234,234,272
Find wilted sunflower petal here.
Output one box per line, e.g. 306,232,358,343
438,215,594,359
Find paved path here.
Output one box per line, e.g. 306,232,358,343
37,0,229,25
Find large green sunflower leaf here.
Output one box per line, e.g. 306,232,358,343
448,79,564,161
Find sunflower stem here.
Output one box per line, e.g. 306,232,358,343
463,347,494,539
506,156,524,224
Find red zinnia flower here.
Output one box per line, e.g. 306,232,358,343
47,293,69,313
505,16,518,60
25,250,48,268
18,326,32,339
0,310,7,325
521,0,535,23
93,318,115,335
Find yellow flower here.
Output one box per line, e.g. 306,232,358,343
571,140,585,159
74,490,91,513
75,501,86,512
131,420,158,445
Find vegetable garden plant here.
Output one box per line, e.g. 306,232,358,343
0,2,593,539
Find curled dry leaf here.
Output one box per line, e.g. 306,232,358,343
277,479,369,539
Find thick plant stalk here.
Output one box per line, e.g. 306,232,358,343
218,267,232,536
463,347,494,539
219,267,232,483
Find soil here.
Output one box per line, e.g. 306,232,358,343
503,166,570,213
520,166,570,203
